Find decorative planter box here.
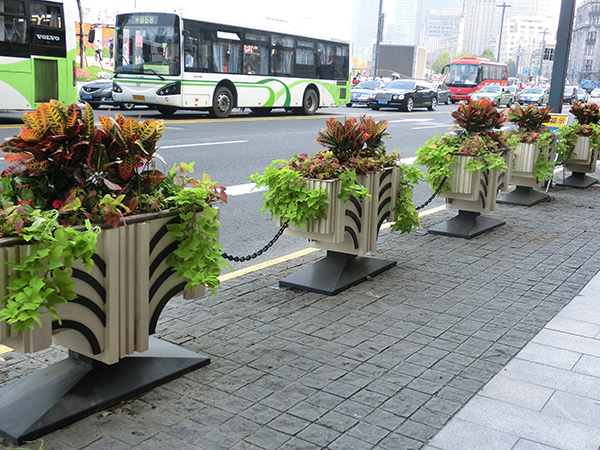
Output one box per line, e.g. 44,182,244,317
0,210,210,365
282,167,398,256
442,153,510,214
566,136,598,173
510,142,555,188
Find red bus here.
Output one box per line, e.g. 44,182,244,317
442,57,509,103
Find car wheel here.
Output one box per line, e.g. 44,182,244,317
428,97,437,111
451,99,457,104
120,102,135,110
90,104,100,110
445,96,450,105
403,97,414,112
370,106,380,110
210,86,234,118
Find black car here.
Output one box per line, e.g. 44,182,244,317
368,79,438,112
78,77,135,110
434,83,452,105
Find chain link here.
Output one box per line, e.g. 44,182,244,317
222,222,289,262
415,177,447,211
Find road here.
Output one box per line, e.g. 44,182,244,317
0,102,479,271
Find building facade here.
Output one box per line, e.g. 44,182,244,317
569,0,600,85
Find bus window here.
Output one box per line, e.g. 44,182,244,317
244,32,269,75
182,20,212,72
213,30,242,74
271,34,293,76
0,0,26,43
30,2,62,28
294,39,315,78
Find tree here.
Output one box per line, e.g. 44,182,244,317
480,48,496,62
507,60,518,78
455,50,473,59
432,50,451,74
76,0,85,70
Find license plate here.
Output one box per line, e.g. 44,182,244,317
81,94,93,100
133,95,145,101
378,100,387,105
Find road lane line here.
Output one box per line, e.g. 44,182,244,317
160,140,248,149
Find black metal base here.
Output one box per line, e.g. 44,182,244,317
0,338,210,444
279,251,396,295
556,172,598,188
496,185,550,206
428,210,505,239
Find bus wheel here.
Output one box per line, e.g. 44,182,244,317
211,86,234,118
250,107,273,115
451,100,457,104
157,105,178,115
295,89,318,115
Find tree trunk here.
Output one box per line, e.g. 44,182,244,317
77,0,86,70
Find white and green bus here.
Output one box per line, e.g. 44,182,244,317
0,0,77,110
112,8,350,118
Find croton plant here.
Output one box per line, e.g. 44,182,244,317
0,100,228,331
416,98,510,193
556,101,600,161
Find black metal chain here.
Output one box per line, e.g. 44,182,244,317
222,222,289,262
415,177,447,211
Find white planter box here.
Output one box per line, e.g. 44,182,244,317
510,142,555,188
283,167,398,256
566,136,598,173
0,209,212,365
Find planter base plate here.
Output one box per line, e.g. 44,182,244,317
555,172,598,189
279,251,396,295
0,337,210,445
428,210,505,239
496,185,550,206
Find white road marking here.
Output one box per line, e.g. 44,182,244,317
159,140,248,149
411,124,453,130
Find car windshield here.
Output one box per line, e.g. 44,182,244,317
355,81,380,90
523,88,543,94
385,80,416,90
565,87,575,93
478,86,501,93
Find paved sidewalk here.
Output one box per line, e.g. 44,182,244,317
2,178,600,450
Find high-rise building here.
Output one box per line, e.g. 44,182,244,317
349,0,380,62
569,0,600,84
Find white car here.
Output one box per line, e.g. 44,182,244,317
590,88,600,98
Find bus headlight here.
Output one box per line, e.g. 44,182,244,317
157,82,181,96
113,82,123,93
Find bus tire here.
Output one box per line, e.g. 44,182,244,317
295,88,318,115
211,86,234,118
156,105,178,115
370,106,380,110
250,107,272,115
451,100,457,104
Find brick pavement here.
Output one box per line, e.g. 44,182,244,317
2,180,600,450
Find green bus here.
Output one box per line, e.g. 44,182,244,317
0,0,77,111
112,8,350,118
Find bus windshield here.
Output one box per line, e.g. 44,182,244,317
445,64,481,87
115,13,181,76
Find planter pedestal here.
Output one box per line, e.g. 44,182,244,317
279,251,396,296
556,171,598,188
428,210,505,239
497,185,549,206
0,337,209,445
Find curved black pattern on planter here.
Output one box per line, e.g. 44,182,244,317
91,254,106,277
345,210,362,233
378,197,392,216
378,182,392,201
344,226,359,249
149,241,179,279
72,295,106,326
72,269,106,304
51,320,101,355
497,172,506,192
149,266,177,303
149,217,181,254
479,191,486,208
377,212,391,236
348,197,363,218
149,282,186,334
380,168,392,183
479,178,488,197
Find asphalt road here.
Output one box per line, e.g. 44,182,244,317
0,102,475,271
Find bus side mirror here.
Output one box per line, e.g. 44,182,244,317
88,26,95,43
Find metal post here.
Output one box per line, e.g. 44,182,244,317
372,0,384,77
497,2,511,62
538,29,547,83
549,0,576,113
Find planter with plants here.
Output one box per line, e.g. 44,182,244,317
556,101,600,188
0,101,227,445
498,104,556,206
415,99,511,238
250,116,421,294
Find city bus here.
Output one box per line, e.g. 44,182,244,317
0,0,77,110
442,57,509,103
112,8,351,118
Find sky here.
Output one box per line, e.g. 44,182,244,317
79,0,352,41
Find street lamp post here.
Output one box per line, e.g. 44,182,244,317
497,2,511,62
373,0,384,77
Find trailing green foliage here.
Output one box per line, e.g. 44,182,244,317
391,163,423,233
0,209,100,331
